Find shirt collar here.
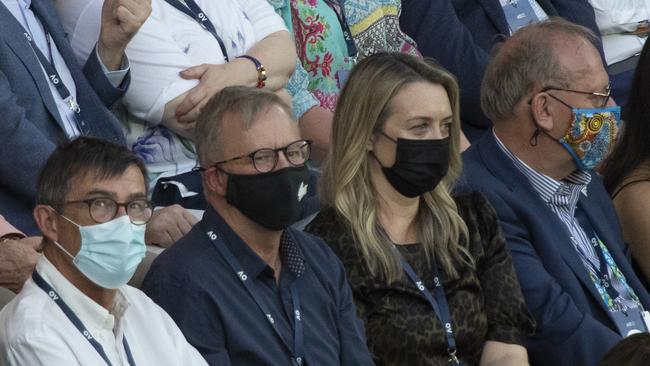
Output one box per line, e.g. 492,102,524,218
17,0,30,11
493,131,591,205
204,206,306,280
36,256,130,334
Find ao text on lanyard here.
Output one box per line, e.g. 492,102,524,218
32,272,136,366
204,226,306,366
21,10,84,134
164,0,230,62
397,250,463,366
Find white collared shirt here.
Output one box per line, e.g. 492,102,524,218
0,256,208,366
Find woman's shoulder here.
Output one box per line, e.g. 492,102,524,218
451,190,503,257
613,164,650,199
304,207,362,264
452,191,498,229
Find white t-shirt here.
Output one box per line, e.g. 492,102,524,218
0,257,208,366
57,0,287,123
56,0,287,182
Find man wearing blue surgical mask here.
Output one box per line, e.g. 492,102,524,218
141,86,373,366
460,18,650,366
0,137,208,366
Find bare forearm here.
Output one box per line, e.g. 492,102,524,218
298,106,332,163
162,92,196,140
480,342,529,366
244,31,296,90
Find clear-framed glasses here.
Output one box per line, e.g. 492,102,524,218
64,198,154,225
213,139,312,173
541,81,612,108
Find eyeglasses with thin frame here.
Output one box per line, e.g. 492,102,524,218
212,139,311,173
539,81,612,108
64,198,154,225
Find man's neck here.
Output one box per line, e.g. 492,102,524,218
43,244,117,311
215,203,283,278
494,127,576,181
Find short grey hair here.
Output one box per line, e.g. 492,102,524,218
195,86,293,167
480,17,600,122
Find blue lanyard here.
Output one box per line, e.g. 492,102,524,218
322,0,358,62
20,9,84,130
32,271,136,366
163,0,229,62
204,225,306,366
397,253,462,366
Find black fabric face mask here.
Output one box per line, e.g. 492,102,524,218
225,166,311,230
376,133,450,198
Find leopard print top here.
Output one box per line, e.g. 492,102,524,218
305,191,535,365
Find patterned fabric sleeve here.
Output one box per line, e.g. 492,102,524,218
345,0,421,60
268,0,325,119
456,191,536,345
285,59,320,119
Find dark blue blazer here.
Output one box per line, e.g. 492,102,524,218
400,0,601,141
0,0,127,234
459,132,650,366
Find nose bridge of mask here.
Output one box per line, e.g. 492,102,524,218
396,137,450,164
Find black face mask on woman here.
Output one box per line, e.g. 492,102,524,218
374,131,450,198
225,166,311,230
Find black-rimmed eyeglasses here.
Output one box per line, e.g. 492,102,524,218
64,198,154,225
209,139,311,173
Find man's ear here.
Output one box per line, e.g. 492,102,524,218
203,168,228,197
530,92,556,132
33,205,59,242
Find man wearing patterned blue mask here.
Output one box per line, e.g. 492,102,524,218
461,18,650,366
0,137,208,366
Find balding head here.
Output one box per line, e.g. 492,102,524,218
481,17,600,123
195,86,294,168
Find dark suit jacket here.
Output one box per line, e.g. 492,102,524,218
400,0,601,141
0,0,128,234
459,132,650,366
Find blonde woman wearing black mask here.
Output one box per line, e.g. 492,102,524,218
306,53,534,366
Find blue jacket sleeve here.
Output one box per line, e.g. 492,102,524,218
400,0,492,138
0,69,56,205
483,190,620,366
82,45,130,109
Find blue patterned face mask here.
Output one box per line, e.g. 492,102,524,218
557,106,622,170
53,214,146,289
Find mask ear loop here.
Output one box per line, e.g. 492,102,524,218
529,128,541,147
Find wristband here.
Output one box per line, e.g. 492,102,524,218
237,55,267,88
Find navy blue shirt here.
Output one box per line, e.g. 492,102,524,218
141,207,373,366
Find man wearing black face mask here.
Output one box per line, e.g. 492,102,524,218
141,86,373,366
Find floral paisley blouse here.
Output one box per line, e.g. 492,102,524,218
270,0,420,111
306,191,535,365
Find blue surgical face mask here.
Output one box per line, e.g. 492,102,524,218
53,214,146,289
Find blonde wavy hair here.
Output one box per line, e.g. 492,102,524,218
320,53,472,283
